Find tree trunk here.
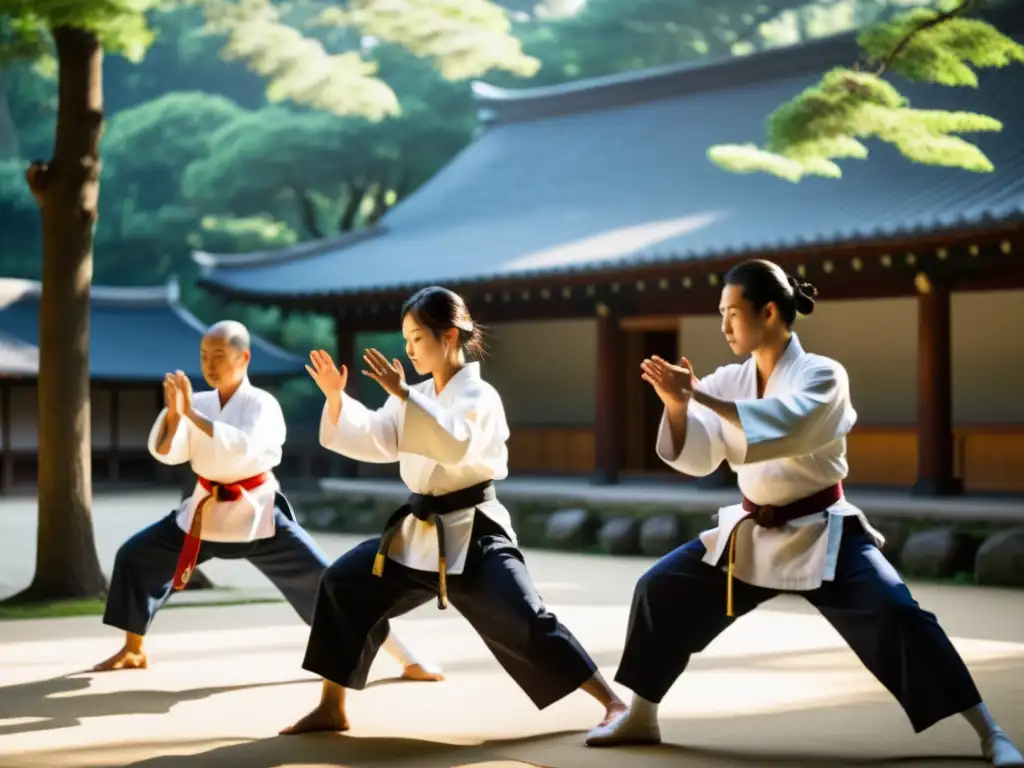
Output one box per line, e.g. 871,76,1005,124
7,26,106,603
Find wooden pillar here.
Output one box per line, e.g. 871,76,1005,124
334,315,358,479
0,380,11,493
592,307,625,485
109,384,121,484
913,274,962,496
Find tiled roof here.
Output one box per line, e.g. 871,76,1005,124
0,278,305,380
195,4,1024,300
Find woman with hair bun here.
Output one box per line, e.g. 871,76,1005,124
587,260,1022,767
284,285,624,735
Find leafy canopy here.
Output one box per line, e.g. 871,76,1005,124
2,0,540,121
708,3,1024,182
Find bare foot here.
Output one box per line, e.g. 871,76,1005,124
280,704,350,735
91,647,148,672
402,663,444,682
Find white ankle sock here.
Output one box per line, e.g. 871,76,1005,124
965,704,1023,767
628,693,659,726
585,693,661,746
964,703,1000,741
381,632,421,668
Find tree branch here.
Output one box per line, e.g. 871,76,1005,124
876,0,973,75
290,184,324,239
339,179,368,232
25,160,51,205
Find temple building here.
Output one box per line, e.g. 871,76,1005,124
192,4,1024,495
0,277,304,492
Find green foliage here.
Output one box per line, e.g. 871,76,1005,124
201,0,402,120
199,0,539,121
320,0,541,81
506,0,815,88
4,0,159,62
102,91,245,201
180,107,355,213
0,157,33,209
857,7,1024,86
191,214,300,252
709,6,1024,181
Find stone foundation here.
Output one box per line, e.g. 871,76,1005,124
287,490,1024,588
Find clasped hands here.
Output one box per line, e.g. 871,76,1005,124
641,354,697,408
162,370,195,420
306,348,408,400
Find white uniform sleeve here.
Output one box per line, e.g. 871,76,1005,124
736,359,856,465
654,368,728,478
319,392,401,464
401,384,506,468
147,410,190,466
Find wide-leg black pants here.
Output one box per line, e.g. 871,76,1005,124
104,497,329,636
615,517,982,734
302,513,598,709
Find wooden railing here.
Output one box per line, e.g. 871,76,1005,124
507,424,1024,492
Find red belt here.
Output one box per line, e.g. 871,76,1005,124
725,482,843,617
172,473,268,591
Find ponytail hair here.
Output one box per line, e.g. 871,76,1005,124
787,275,818,317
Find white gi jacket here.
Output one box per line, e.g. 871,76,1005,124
147,377,286,543
657,334,884,591
320,361,515,575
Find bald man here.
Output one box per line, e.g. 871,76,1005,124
93,321,444,681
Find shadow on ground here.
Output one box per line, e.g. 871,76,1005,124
112,727,980,768
0,674,311,738
4,654,1020,767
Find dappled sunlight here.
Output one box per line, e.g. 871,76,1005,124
501,212,724,272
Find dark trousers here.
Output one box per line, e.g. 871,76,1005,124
103,498,330,636
302,514,598,710
615,518,982,734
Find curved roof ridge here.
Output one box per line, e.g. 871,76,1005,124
192,226,387,271
0,277,176,309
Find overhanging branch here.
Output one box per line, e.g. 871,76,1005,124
876,0,973,75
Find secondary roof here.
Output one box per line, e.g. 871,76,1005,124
0,277,305,381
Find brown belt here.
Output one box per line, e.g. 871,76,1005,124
725,482,844,616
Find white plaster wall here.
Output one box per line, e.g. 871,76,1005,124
482,319,596,426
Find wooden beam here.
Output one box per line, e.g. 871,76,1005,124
620,315,680,331
913,273,961,496
592,306,626,485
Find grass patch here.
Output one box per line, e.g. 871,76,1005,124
0,596,284,621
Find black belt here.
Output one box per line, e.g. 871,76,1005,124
372,480,496,609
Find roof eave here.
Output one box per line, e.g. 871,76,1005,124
195,217,1024,305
